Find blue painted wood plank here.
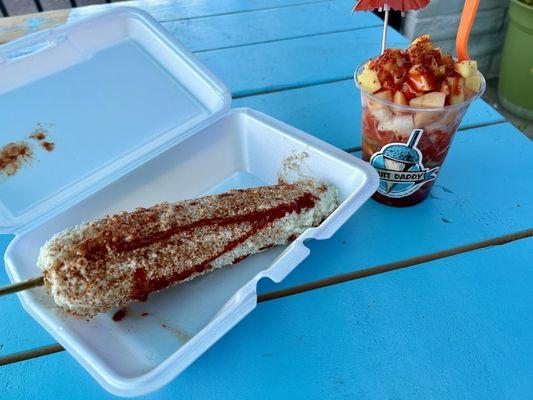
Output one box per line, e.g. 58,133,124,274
1,122,531,356
196,27,408,97
0,0,337,44
234,79,505,149
256,122,533,294
68,0,337,23
2,238,531,399
162,0,380,52
0,235,51,356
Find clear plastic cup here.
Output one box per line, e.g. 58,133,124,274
355,62,486,207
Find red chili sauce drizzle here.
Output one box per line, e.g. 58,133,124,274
128,192,318,302
367,43,461,104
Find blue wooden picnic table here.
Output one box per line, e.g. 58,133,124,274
0,0,532,398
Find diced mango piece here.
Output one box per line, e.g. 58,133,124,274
371,107,394,121
373,90,394,103
465,75,481,92
409,92,446,108
449,92,465,105
414,111,441,128
357,69,381,93
393,91,408,106
367,90,393,110
408,73,434,91
455,60,478,78
378,114,415,136
440,81,451,96
446,76,465,95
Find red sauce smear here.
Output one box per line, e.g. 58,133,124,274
85,192,317,262
129,192,318,301
231,254,249,264
112,307,127,321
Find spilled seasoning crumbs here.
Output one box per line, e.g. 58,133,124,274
28,123,50,141
0,141,33,176
0,123,55,178
41,141,55,152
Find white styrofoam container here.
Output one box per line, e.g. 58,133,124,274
2,8,378,397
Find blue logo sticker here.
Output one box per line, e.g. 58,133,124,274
370,129,439,198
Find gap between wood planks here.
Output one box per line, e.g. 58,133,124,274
1,228,531,367
0,0,339,43
191,24,383,54
159,0,338,23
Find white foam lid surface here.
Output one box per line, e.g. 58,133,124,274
0,7,230,234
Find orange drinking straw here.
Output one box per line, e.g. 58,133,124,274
456,0,479,61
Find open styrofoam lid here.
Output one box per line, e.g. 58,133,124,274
0,8,230,234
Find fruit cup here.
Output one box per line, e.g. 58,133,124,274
355,62,486,207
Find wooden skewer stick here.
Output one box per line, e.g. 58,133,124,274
0,276,44,296
0,343,64,366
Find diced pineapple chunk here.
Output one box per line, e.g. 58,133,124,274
409,92,446,108
410,34,431,48
455,60,478,78
357,69,381,93
465,75,481,92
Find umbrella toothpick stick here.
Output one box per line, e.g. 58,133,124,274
352,0,431,53
381,4,390,54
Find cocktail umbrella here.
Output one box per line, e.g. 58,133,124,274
353,0,431,53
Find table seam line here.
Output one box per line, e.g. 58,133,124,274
0,0,338,28
156,0,340,23
190,24,384,54
1,228,531,367
257,228,533,303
